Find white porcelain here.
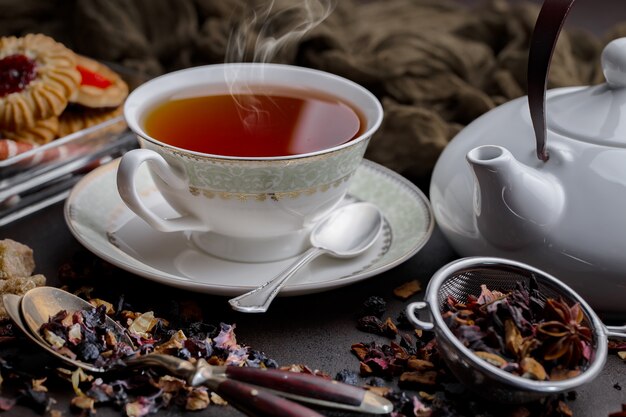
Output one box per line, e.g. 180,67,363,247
119,63,383,263
65,158,434,296
430,38,626,315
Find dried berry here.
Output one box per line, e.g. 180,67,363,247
360,296,387,318
335,369,359,385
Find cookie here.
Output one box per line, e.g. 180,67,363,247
71,55,128,108
0,34,81,131
58,104,125,138
2,116,59,145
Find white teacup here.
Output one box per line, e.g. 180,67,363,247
118,63,383,262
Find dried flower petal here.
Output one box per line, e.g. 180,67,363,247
157,375,186,393
128,311,158,336
43,329,65,349
412,395,433,417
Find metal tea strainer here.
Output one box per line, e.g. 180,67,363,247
406,257,626,404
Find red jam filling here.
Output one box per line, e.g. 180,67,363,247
0,54,37,97
77,65,112,88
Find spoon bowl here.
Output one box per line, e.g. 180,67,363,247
20,286,135,370
3,292,108,373
229,202,384,313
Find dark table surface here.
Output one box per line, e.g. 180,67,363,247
2,180,625,416
2,2,626,415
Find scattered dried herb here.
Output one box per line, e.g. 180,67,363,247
393,280,422,300
360,295,387,318
443,282,592,381
39,305,135,369
357,315,398,338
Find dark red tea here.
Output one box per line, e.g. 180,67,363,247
143,86,364,157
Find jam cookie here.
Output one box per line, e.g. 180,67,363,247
2,116,59,145
0,34,80,131
71,55,128,108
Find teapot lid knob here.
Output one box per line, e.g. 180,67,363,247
602,38,626,88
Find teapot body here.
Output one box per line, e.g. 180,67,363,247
430,87,626,316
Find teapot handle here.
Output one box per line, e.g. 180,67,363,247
527,0,576,162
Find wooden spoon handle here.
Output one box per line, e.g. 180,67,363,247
215,379,326,417
527,0,576,162
226,366,372,413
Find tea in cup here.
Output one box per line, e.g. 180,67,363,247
118,63,383,262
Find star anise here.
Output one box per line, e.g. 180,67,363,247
535,298,592,368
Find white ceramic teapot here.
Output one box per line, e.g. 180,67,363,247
430,0,626,315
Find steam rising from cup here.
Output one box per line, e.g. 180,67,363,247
223,0,336,130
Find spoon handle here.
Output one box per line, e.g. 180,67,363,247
228,247,324,313
214,378,326,417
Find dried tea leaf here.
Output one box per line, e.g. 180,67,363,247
157,375,186,393
365,386,391,397
70,395,95,412
185,388,209,411
556,400,573,417
393,280,422,300
351,343,368,361
550,366,581,381
520,357,547,381
89,298,115,314
504,319,523,358
360,361,374,375
154,330,187,354
382,317,398,338
399,370,437,387
474,351,508,368
407,358,435,371
418,391,435,401
210,392,227,405
31,378,48,393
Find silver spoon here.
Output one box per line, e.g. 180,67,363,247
4,287,392,415
229,202,384,313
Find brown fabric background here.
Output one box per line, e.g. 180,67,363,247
2,0,624,180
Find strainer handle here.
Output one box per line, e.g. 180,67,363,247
605,325,626,340
406,302,434,331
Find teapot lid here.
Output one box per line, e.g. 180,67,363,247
546,38,626,146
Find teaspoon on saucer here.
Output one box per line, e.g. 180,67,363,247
228,202,384,313
3,287,392,415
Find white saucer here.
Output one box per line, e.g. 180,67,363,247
64,158,434,296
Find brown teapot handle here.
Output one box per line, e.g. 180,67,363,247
527,0,576,162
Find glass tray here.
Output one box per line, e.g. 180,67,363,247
0,122,138,226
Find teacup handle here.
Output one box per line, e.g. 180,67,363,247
117,149,209,233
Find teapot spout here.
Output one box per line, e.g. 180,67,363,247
466,145,564,249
